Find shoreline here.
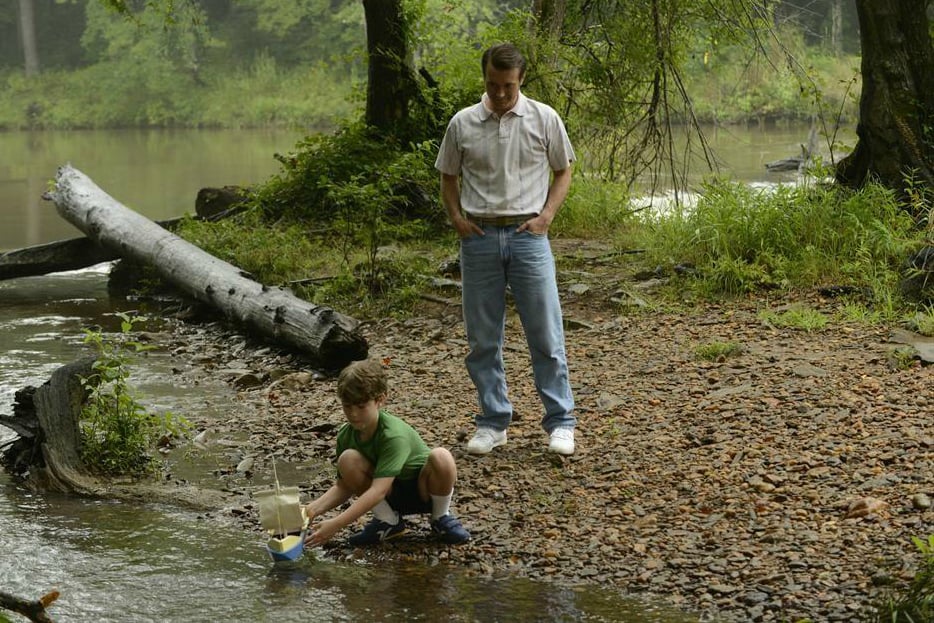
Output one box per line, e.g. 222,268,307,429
159,264,933,623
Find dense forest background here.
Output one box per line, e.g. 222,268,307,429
1,0,862,132
5,0,931,213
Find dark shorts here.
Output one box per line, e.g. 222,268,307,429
386,477,431,516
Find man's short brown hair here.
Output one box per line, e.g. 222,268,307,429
337,359,388,404
482,43,527,79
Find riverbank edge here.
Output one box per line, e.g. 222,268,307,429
125,260,934,623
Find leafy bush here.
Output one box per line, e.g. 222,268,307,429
870,535,934,622
79,313,187,477
253,122,445,242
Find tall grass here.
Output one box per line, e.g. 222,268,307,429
554,175,637,240
637,179,924,305
869,535,934,622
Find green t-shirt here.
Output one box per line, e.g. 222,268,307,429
335,409,431,481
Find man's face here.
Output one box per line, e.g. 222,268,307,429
484,64,523,115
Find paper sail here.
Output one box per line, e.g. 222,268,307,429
256,485,305,535
256,484,310,562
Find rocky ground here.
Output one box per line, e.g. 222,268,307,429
154,239,933,623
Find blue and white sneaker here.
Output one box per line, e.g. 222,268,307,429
430,514,471,545
347,517,407,546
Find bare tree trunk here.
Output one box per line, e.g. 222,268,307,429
835,0,934,202
31,358,99,493
830,0,843,56
18,0,40,77
46,165,368,370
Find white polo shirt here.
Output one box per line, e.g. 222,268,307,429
435,92,575,218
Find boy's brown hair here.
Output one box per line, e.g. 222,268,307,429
336,359,388,404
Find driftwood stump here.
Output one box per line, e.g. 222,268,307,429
0,357,98,493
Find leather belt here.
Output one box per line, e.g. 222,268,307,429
466,213,537,227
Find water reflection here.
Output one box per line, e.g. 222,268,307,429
0,136,708,620
0,128,306,250
1,470,695,623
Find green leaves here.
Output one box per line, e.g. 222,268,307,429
79,312,187,477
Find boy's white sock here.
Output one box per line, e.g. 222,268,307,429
372,500,400,525
430,491,453,520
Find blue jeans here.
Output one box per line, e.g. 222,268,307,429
460,226,575,433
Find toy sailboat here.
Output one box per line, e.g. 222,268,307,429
255,467,309,562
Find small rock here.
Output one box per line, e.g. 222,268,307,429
845,497,887,518
233,373,265,389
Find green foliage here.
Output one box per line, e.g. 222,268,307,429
255,122,442,226
176,203,439,319
758,306,828,332
298,248,440,319
554,175,637,239
79,312,188,477
694,341,743,361
0,54,352,130
682,24,861,125
178,208,325,285
907,306,934,337
870,535,934,622
639,180,923,298
0,0,357,130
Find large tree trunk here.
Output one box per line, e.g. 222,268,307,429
835,0,934,202
362,0,417,131
18,0,40,77
47,165,368,370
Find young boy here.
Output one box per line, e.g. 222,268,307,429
303,359,470,546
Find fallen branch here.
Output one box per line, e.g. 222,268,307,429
0,589,60,622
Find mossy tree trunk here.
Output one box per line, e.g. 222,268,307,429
362,0,418,133
835,0,934,205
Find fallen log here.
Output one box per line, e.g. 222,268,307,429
0,205,242,282
0,236,118,281
46,164,368,370
765,124,819,173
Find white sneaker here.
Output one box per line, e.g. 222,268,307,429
548,427,575,455
466,428,507,455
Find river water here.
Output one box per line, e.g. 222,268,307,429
0,128,707,622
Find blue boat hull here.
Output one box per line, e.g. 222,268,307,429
266,532,305,562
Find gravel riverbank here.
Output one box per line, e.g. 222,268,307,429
158,241,933,622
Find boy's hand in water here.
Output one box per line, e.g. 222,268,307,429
304,518,339,546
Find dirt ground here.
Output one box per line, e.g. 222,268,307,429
160,239,934,623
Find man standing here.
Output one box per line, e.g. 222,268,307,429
435,42,576,456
